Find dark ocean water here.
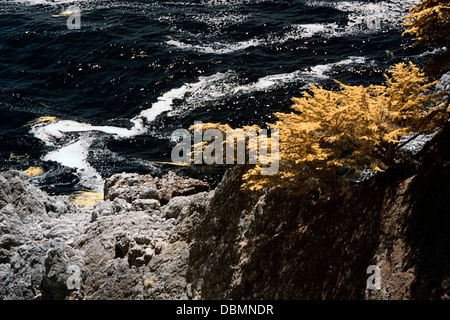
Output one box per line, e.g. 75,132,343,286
0,0,428,194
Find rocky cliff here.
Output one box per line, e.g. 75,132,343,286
0,170,212,300
1,76,450,300
1,122,450,300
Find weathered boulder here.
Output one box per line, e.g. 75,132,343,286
104,172,210,205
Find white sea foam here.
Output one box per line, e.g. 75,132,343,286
29,118,145,191
30,119,144,146
140,56,368,121
232,56,367,94
29,53,368,191
167,38,263,55
324,0,419,30
286,23,342,39
136,71,233,122
189,11,250,26
166,19,369,55
138,85,189,123
42,137,104,191
167,0,419,55
166,23,338,55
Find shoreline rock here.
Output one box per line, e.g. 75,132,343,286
1,72,450,300
2,130,450,299
0,170,212,300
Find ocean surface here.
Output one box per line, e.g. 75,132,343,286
0,0,429,194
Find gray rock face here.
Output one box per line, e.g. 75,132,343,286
104,172,210,205
0,171,86,299
2,118,450,300
0,170,211,300
79,171,211,300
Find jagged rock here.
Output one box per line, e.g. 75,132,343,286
134,235,152,246
91,201,113,222
144,248,154,261
104,172,210,205
131,199,161,212
112,197,131,213
41,247,84,300
0,171,89,299
114,234,130,259
164,196,191,219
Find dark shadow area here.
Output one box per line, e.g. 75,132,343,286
403,126,450,299
404,167,450,299
186,124,450,300
187,165,393,299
